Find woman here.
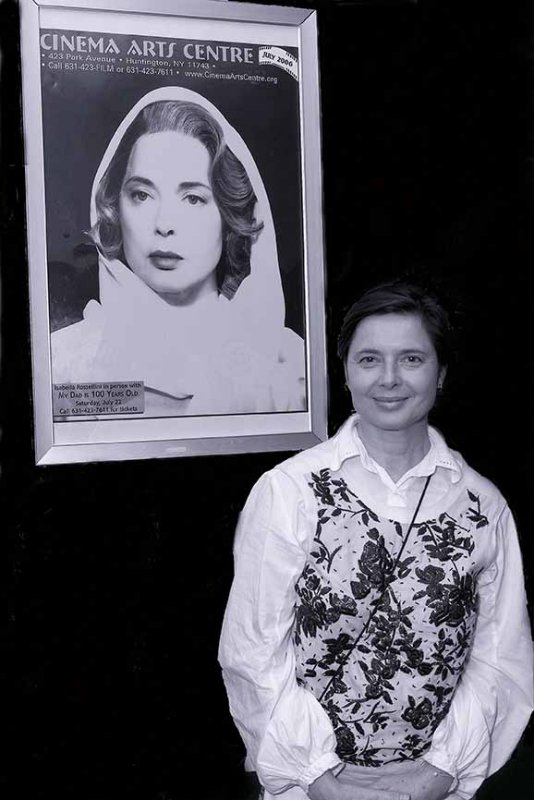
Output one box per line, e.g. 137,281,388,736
219,281,533,800
51,87,306,417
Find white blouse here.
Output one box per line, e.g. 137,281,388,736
218,416,533,800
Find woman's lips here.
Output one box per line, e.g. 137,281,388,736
373,396,409,407
149,251,183,270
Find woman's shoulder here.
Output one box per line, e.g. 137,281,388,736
279,326,305,362
270,424,348,484
430,425,507,507
51,308,102,383
452,447,508,510
52,310,100,352
52,316,92,344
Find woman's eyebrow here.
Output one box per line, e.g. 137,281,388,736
398,348,429,355
353,347,381,354
122,175,155,188
122,176,212,192
179,181,212,191
352,347,430,355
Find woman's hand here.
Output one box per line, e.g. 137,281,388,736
308,769,411,800
339,760,454,800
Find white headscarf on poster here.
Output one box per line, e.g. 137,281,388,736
51,86,306,417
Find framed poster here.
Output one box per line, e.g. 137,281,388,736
19,0,327,465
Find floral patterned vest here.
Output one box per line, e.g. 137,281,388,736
293,468,489,766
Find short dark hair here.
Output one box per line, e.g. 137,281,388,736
90,100,263,300
337,280,453,368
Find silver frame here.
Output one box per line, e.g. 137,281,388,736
19,0,327,465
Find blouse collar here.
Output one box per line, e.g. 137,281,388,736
333,414,463,485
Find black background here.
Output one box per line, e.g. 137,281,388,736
2,0,533,798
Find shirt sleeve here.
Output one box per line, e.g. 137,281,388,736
424,504,534,799
218,470,343,794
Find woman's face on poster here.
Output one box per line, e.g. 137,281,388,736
118,130,223,303
345,312,446,435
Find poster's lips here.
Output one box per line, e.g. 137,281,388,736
149,251,183,269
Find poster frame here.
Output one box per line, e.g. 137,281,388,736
19,0,327,465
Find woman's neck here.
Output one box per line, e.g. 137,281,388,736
158,279,219,308
356,418,431,483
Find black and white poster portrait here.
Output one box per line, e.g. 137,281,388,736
20,1,326,464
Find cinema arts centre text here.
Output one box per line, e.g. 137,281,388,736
40,33,255,63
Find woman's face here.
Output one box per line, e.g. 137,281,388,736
345,312,446,436
118,130,223,303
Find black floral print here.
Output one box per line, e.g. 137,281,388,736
402,696,433,730
293,469,487,766
294,565,357,646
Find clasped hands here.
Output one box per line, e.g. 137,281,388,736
308,761,454,800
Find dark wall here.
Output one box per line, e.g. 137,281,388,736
3,1,533,798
